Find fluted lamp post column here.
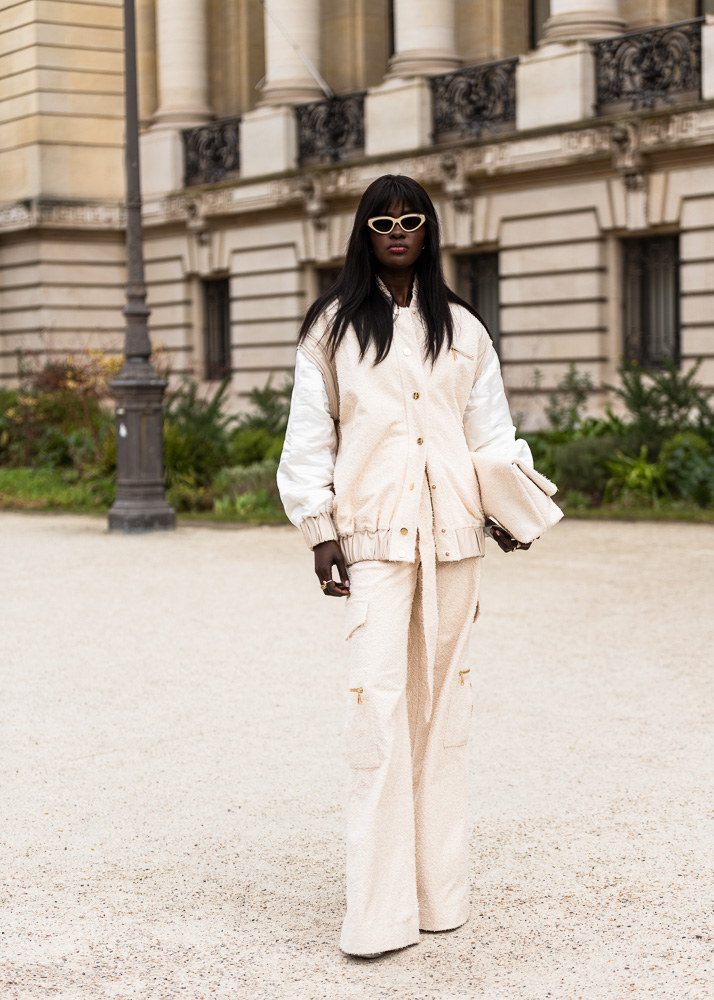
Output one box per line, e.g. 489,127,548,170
108,0,175,533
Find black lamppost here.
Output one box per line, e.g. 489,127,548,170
108,0,175,532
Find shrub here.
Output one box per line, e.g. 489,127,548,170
235,377,293,437
0,355,119,469
214,487,287,522
604,446,669,505
166,481,215,513
163,377,234,489
213,458,281,500
228,427,282,466
563,489,590,509
605,359,714,437
547,435,624,499
544,363,594,434
659,431,714,507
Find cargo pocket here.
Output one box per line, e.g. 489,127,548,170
443,668,474,748
344,598,368,641
345,684,381,769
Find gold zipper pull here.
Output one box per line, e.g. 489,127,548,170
458,669,470,686
350,686,363,704
452,348,457,360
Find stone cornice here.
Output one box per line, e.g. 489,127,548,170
0,200,126,234
140,105,714,228
1,106,713,234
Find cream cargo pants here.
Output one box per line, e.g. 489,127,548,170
339,551,481,956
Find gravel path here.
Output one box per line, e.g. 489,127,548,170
1,512,713,1000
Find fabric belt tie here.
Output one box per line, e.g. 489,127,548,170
416,472,438,724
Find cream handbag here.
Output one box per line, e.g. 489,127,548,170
470,453,564,545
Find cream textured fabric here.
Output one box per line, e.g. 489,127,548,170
277,277,534,563
340,547,481,956
277,276,539,957
471,453,564,545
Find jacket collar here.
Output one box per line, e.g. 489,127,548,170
375,272,420,316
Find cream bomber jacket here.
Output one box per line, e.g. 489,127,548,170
277,278,533,565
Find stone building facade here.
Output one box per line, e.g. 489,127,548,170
1,1,713,425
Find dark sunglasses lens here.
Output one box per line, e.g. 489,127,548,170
400,215,423,231
371,218,393,233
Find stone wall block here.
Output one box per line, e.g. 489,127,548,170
140,129,185,198
365,77,432,157
516,41,596,130
240,106,298,178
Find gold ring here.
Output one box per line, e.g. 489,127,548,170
320,580,331,590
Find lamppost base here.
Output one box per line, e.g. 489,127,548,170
108,502,176,534
109,360,176,534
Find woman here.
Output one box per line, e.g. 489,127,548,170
277,174,533,958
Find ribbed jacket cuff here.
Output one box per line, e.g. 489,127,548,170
299,511,338,550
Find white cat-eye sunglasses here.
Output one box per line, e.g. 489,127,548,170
366,213,426,235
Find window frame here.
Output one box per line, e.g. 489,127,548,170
621,233,680,369
454,251,501,355
202,276,232,382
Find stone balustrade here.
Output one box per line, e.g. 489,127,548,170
183,118,241,187
592,17,703,112
296,93,366,165
167,15,714,190
431,58,517,141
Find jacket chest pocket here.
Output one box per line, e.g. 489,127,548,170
443,668,474,748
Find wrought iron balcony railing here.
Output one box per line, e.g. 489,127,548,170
296,92,366,164
431,58,517,141
183,116,241,187
593,17,703,112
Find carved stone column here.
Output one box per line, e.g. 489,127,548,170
543,0,625,42
258,0,324,105
153,0,211,126
388,0,460,76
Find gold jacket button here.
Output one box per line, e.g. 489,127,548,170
409,482,415,490
417,437,423,445
400,527,408,535
412,392,419,399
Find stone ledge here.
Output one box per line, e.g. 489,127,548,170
2,106,714,234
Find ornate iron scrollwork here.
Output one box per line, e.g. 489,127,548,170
183,117,241,186
296,93,365,164
593,18,702,111
432,59,517,140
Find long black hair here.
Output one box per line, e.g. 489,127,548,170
298,174,483,364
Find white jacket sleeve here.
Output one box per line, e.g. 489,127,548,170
277,348,339,550
463,342,533,468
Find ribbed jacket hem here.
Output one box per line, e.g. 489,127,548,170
299,511,338,549
339,525,485,566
